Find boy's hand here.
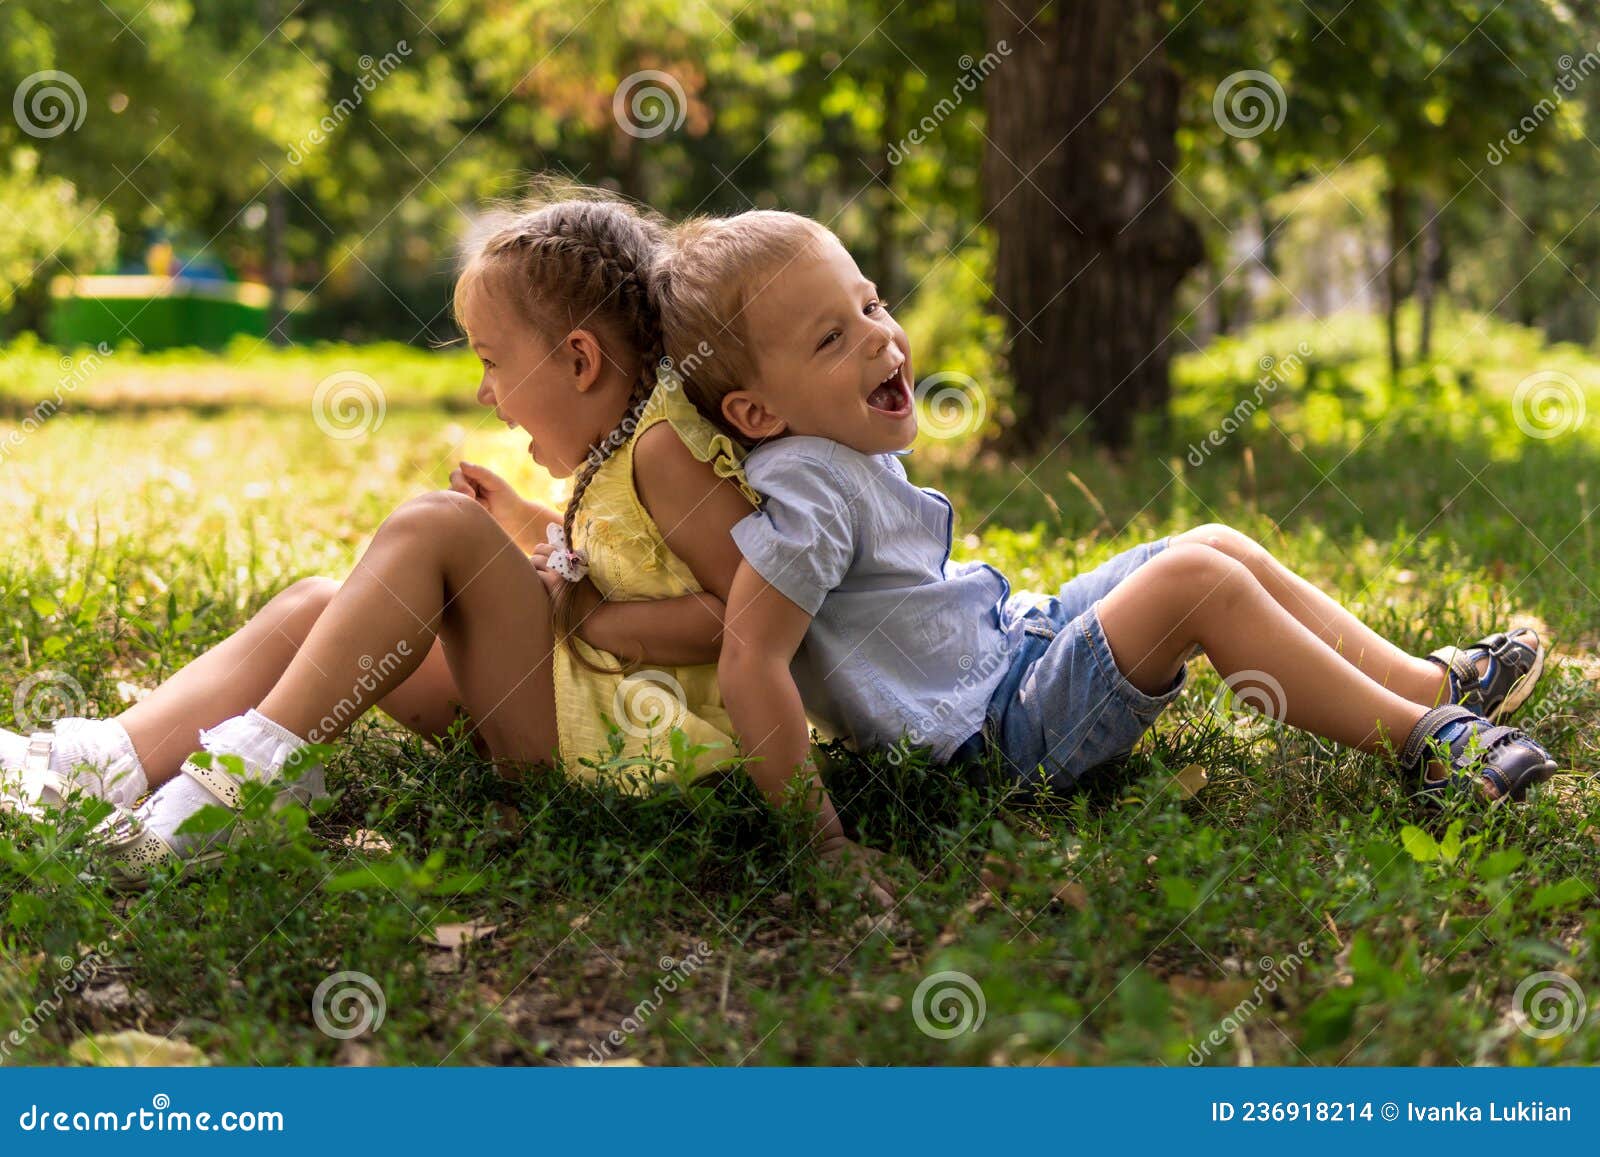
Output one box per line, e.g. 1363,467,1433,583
818,834,896,911
450,461,554,551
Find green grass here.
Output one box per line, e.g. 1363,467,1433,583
2,308,1598,1067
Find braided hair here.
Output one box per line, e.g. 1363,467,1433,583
453,194,668,671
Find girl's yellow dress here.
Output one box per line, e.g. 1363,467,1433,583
551,383,760,780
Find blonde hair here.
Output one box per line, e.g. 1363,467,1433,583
453,193,666,667
651,209,832,444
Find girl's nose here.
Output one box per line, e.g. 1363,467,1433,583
476,380,494,407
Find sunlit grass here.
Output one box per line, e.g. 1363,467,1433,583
1,312,1598,1066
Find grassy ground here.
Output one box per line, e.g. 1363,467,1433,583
2,309,1599,1067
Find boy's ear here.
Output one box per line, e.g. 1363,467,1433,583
566,328,605,391
721,390,787,441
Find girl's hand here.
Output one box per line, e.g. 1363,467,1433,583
818,834,896,911
450,461,557,553
530,549,602,627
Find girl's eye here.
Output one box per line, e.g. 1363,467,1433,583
865,299,882,315
480,360,495,371
817,330,840,350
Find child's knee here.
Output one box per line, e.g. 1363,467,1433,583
1175,522,1265,570
1147,543,1257,606
382,489,496,544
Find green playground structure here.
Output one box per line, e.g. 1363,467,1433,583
47,275,308,350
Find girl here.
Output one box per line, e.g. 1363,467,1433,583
0,196,758,888
651,209,1555,868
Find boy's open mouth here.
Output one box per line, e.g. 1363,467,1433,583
866,365,912,416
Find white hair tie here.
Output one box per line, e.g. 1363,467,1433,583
545,523,588,583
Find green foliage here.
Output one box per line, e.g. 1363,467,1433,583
3,311,1599,1064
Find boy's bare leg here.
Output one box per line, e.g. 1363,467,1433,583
1173,524,1450,707
1097,542,1429,752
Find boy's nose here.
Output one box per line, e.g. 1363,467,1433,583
476,381,494,406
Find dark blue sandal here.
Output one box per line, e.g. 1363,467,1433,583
1400,704,1557,804
1426,627,1545,721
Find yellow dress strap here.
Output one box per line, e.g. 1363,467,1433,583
646,381,762,508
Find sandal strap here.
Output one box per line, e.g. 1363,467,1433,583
1399,704,1476,771
1431,647,1482,697
21,731,64,806
181,756,244,811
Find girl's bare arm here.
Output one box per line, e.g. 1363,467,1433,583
563,422,752,665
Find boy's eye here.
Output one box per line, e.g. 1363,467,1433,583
816,330,840,351
865,299,882,315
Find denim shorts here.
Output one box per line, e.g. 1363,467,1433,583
951,536,1190,797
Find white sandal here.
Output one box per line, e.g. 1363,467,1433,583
1,732,73,819
90,754,326,892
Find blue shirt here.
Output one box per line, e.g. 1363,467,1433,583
730,436,1021,762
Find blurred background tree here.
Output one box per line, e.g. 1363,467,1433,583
2,0,1596,449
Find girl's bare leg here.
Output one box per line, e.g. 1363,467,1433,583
1172,523,1448,707
119,579,490,793
1096,542,1429,752
254,490,558,777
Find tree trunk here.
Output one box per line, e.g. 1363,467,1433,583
1384,174,1409,381
983,0,1201,451
1417,191,1439,361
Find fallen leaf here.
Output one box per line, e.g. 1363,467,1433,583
424,922,499,950
979,851,1020,892
80,981,142,1013
1172,763,1209,799
342,829,392,854
1051,881,1089,911
335,1039,378,1066
70,1031,209,1067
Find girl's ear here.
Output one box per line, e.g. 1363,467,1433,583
722,391,787,441
566,328,606,391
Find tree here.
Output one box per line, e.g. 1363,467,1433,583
983,0,1203,452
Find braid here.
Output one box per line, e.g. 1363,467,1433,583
464,197,671,676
